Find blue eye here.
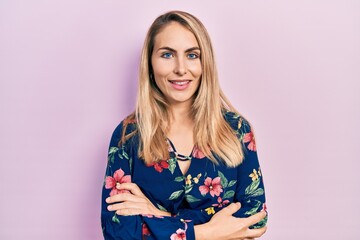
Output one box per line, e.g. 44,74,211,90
161,52,173,59
188,53,199,59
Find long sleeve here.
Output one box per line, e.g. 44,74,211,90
175,208,211,225
101,122,141,239
232,116,268,229
101,121,196,240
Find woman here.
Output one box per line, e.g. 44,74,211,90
102,10,267,240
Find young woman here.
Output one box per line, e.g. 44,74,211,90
101,10,267,240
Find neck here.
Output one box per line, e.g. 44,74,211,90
166,101,195,146
168,101,193,124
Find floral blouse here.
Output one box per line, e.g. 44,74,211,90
101,111,267,240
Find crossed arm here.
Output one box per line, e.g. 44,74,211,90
102,121,267,240
106,182,267,240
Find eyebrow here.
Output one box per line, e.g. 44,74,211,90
156,46,200,53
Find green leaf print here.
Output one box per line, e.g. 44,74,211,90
168,158,177,174
112,214,120,224
185,185,193,194
108,147,118,155
245,178,260,195
223,190,235,199
218,170,228,188
244,200,262,215
108,147,119,163
122,148,129,160
117,151,123,160
185,194,201,203
109,155,115,164
247,188,264,198
156,203,168,212
168,190,184,200
253,217,267,228
174,176,185,182
227,180,237,188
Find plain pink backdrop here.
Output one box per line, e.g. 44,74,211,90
1,0,359,239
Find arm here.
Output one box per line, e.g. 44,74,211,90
190,114,268,240
232,117,268,228
101,122,141,239
101,121,196,240
194,203,267,240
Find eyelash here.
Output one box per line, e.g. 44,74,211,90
161,52,173,58
160,52,200,59
187,53,199,59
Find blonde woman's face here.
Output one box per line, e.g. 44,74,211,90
151,22,202,108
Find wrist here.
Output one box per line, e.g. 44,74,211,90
161,210,171,217
155,208,171,217
194,223,211,240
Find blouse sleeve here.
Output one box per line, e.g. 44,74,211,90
232,116,268,229
174,208,211,225
101,121,196,240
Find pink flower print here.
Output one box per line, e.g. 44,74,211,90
105,168,131,196
192,146,206,159
262,203,267,212
170,228,186,240
243,132,256,151
142,223,150,236
147,160,169,173
199,177,223,197
212,197,230,208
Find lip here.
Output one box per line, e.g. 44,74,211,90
168,79,192,90
168,79,192,82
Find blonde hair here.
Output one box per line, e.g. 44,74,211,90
121,10,245,167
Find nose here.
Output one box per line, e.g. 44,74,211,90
174,56,187,75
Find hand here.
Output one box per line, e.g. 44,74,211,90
195,202,267,240
105,182,171,217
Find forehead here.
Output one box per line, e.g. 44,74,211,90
153,22,199,49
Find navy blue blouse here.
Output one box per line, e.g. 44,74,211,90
101,111,267,240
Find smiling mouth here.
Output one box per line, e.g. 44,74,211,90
168,80,191,85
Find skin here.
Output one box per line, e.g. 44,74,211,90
106,183,267,240
151,21,202,108
106,22,267,239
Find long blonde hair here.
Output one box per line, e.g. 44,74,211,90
121,10,245,167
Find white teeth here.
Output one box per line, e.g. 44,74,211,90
171,81,189,85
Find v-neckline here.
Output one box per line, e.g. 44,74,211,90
166,138,194,176
166,138,195,160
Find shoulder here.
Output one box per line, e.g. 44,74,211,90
110,114,138,147
223,110,257,152
223,110,252,135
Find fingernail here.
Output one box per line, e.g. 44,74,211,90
106,197,110,203
107,205,112,210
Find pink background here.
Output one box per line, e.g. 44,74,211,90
1,0,359,239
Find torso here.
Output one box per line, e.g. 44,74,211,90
117,111,260,224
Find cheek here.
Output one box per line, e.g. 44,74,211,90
152,59,173,78
188,61,202,78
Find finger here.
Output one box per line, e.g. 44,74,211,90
245,226,267,238
116,183,145,197
218,202,241,215
115,208,147,216
106,193,146,204
107,201,145,212
244,210,267,226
